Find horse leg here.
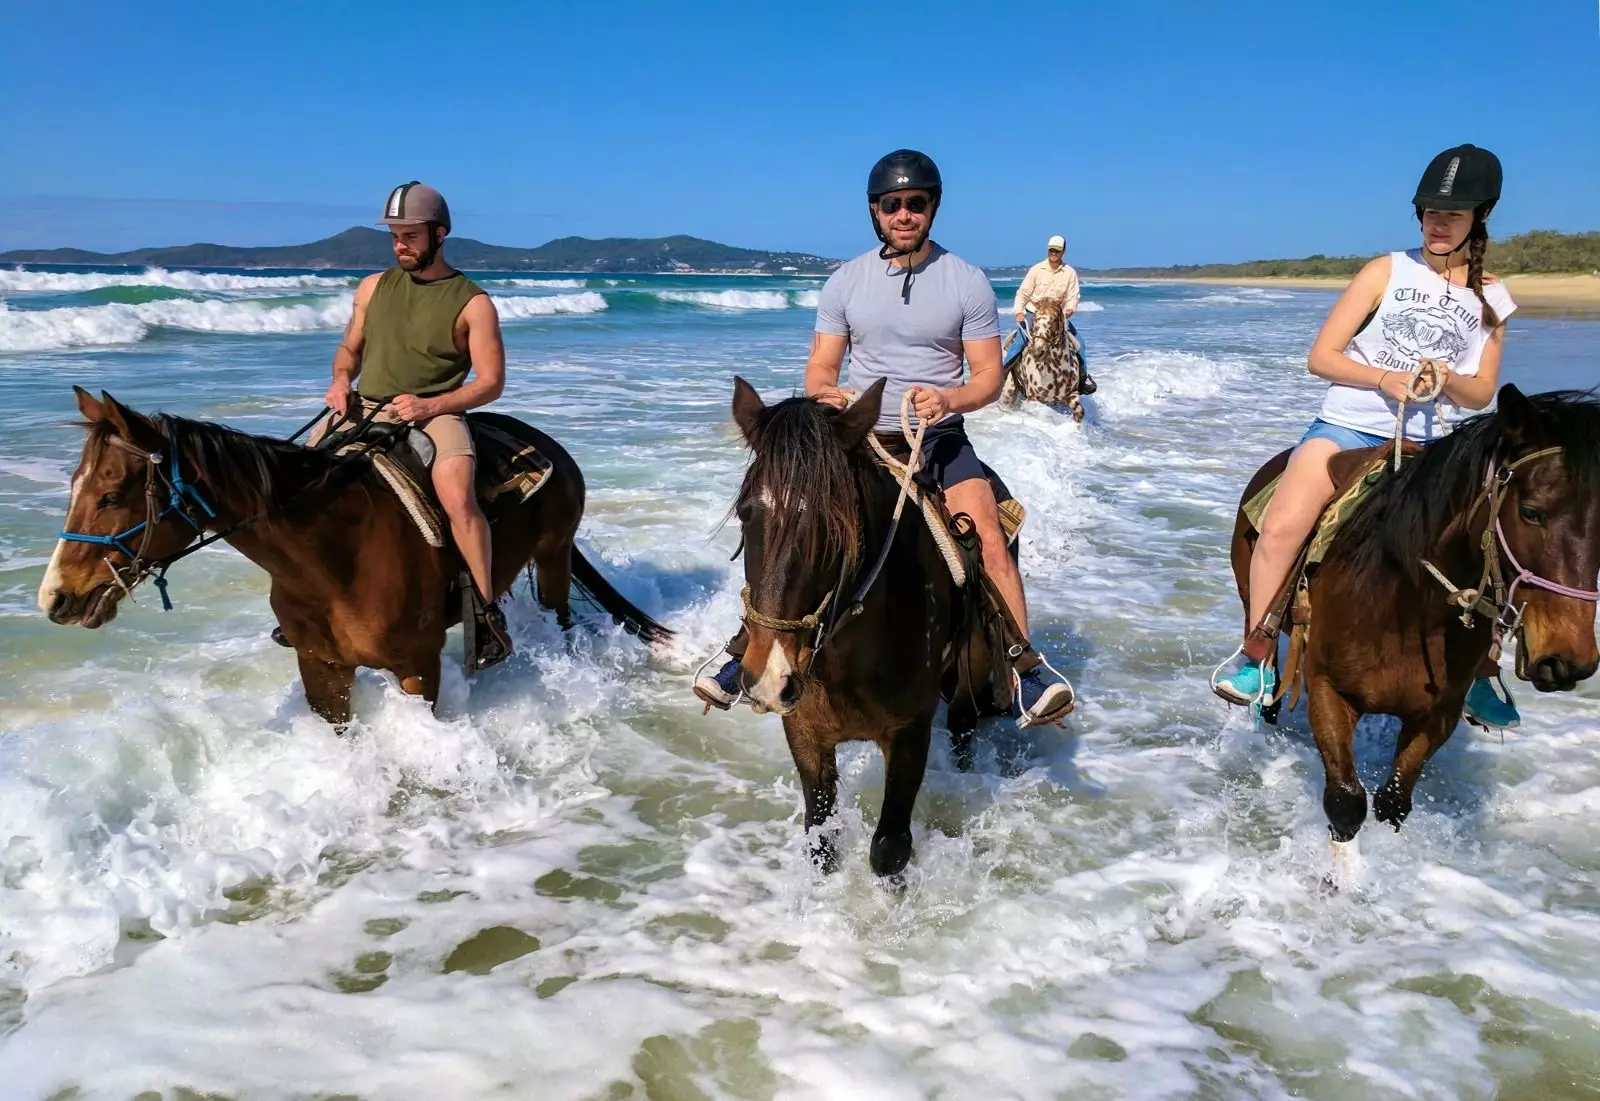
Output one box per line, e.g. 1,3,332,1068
1307,674,1366,842
872,720,933,878
783,719,840,872
397,651,443,711
1373,707,1458,831
532,533,574,630
298,651,357,731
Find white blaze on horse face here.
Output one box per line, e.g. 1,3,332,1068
37,468,84,613
747,636,796,713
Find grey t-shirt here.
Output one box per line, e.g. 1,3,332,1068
814,244,1001,432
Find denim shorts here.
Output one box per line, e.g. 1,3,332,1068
1298,418,1387,452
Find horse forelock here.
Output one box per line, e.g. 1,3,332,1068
738,396,867,575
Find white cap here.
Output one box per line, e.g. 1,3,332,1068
1047,235,1066,251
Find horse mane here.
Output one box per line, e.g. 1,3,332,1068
736,396,875,572
93,412,363,519
1339,390,1600,584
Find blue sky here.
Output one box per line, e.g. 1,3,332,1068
3,0,1597,266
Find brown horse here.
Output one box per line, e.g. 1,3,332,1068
39,389,671,726
729,376,1008,876
1230,386,1600,843
1002,298,1084,420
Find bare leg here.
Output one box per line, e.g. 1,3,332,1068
434,455,494,601
944,478,1028,636
1245,438,1340,657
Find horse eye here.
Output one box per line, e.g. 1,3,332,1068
1518,503,1547,526
98,492,123,508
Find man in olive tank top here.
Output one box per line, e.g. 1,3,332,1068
301,181,514,665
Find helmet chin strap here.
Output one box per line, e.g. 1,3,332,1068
872,204,937,303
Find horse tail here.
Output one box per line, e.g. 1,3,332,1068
571,548,675,644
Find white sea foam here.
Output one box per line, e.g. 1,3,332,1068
0,295,355,352
490,291,608,318
486,278,587,288
654,289,792,310
0,267,356,294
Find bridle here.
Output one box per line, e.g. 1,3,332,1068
1420,445,1600,667
58,416,221,611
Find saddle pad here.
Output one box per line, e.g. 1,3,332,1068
359,448,448,548
1243,456,1388,566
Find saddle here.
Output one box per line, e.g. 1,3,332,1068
1242,441,1421,707
312,410,553,548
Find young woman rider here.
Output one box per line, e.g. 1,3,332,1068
1213,143,1520,728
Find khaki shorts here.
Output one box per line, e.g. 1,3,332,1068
310,397,475,464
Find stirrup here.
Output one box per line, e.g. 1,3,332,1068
692,647,747,714
1210,644,1271,709
1015,654,1076,729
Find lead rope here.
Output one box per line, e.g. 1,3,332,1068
1391,359,1446,471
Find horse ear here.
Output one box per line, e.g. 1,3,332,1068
1497,383,1537,447
75,386,105,422
832,378,886,450
99,392,159,447
732,375,765,445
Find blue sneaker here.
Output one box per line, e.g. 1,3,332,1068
1464,676,1520,729
1015,664,1076,728
694,658,745,711
1213,653,1276,706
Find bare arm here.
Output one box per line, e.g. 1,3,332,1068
325,273,381,413
1440,321,1504,409
1307,255,1412,401
908,336,1004,423
803,331,853,406
422,294,505,416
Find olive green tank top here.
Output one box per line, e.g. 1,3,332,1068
357,267,486,399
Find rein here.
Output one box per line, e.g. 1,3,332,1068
59,401,389,612
1419,445,1600,660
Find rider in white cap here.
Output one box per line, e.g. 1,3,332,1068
1013,234,1081,327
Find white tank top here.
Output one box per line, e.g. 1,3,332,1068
1318,250,1516,440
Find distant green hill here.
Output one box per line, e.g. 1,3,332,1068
1087,230,1600,279
0,227,839,274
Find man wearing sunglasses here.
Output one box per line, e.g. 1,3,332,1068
695,149,1076,729
1013,235,1081,328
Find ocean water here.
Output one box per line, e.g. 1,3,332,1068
0,263,1597,1100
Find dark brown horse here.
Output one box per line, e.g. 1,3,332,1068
39,389,670,725
729,376,1007,876
1230,386,1600,843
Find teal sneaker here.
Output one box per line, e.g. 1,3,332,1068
1212,653,1276,707
1464,676,1520,730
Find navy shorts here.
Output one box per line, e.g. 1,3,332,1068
916,421,987,490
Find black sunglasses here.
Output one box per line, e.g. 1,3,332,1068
876,194,932,215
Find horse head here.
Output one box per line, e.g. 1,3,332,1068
1492,385,1600,691
1029,298,1067,352
729,376,884,713
38,388,209,628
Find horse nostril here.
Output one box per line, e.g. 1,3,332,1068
1533,656,1575,691
779,674,803,709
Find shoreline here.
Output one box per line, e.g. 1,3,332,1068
1109,273,1600,315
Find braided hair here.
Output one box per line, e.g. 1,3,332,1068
1416,204,1500,329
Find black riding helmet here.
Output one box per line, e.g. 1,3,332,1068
867,149,943,200
1413,144,1502,214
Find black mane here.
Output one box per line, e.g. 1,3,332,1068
1339,390,1600,583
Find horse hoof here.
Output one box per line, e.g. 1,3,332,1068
1372,783,1411,831
870,832,913,878
1323,783,1367,843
